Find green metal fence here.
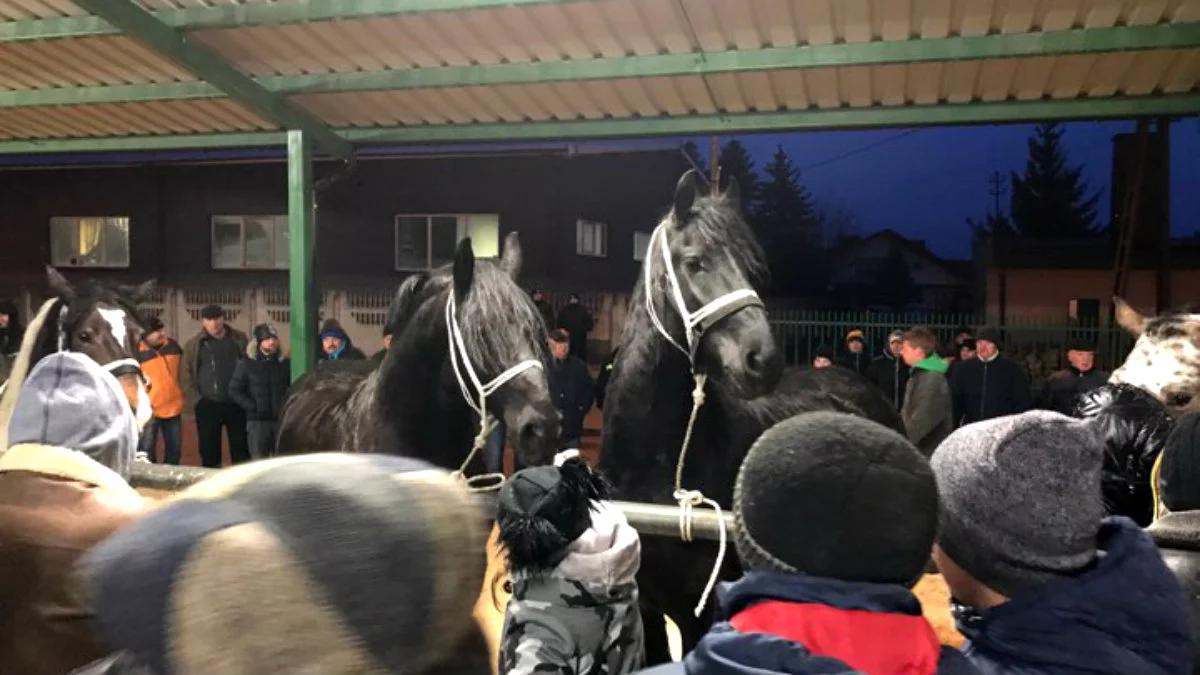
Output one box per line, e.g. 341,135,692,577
768,310,1136,383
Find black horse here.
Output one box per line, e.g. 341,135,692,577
276,233,561,470
1,267,154,435
600,171,903,662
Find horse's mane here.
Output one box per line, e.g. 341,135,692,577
0,297,60,447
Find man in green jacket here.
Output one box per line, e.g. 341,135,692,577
900,326,954,456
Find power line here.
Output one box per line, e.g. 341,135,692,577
801,129,922,172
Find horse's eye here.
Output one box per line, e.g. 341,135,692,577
77,330,92,343
1169,393,1194,407
682,256,705,274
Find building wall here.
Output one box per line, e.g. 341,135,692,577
985,268,1200,322
0,150,688,295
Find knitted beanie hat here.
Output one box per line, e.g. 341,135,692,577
1161,413,1200,513
84,454,488,675
252,323,278,345
932,411,1104,598
733,412,939,586
497,458,609,573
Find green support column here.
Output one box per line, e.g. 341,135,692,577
287,129,316,382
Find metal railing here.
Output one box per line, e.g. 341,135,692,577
130,462,730,542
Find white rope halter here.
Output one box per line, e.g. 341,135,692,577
444,293,543,491
643,219,764,617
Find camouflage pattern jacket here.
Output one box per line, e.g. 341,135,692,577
500,502,644,675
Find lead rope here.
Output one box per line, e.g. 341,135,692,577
644,222,745,617
445,294,543,493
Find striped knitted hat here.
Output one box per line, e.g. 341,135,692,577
84,454,489,675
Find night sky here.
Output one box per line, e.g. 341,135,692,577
685,117,1200,260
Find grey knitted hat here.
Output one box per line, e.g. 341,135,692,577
931,410,1104,597
733,412,939,586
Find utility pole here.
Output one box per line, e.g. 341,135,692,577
987,171,1007,219
988,171,1010,326
709,135,721,196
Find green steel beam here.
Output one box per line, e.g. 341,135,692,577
0,0,585,42
3,22,1198,109
287,129,316,381
70,0,353,160
0,94,1196,156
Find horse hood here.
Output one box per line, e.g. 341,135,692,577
7,351,137,480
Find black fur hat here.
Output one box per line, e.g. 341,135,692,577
497,459,609,573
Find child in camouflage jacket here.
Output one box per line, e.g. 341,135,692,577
497,459,644,675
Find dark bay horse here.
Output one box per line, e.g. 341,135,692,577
600,171,903,662
276,233,561,470
0,267,154,439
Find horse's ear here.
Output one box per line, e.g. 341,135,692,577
119,279,157,304
46,266,74,299
723,175,741,210
1114,297,1147,337
672,170,698,228
500,231,523,280
453,237,476,302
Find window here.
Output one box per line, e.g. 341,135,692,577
577,219,607,258
394,214,499,271
1070,298,1101,324
211,215,289,270
633,231,651,262
50,217,130,268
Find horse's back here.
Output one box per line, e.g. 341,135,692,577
277,361,377,454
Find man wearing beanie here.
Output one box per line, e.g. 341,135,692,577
0,352,146,675
1037,337,1110,415
840,328,870,377
1149,413,1200,673
134,315,185,464
948,326,1031,427
497,459,644,675
648,412,974,675
182,304,250,467
229,324,290,460
931,410,1193,674
867,329,911,411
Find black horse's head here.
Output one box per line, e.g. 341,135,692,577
390,233,560,466
645,169,783,398
39,267,155,426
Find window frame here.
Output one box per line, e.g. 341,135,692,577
210,215,289,270
633,230,652,262
393,213,500,272
576,219,608,258
48,216,131,269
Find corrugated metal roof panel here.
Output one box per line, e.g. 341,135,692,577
0,97,270,139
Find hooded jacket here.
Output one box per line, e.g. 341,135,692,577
318,319,366,362
955,518,1193,675
1147,510,1200,674
903,354,954,456
643,571,975,675
500,502,644,675
0,352,145,675
229,339,291,421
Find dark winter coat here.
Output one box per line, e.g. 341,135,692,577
549,355,594,443
181,327,250,407
535,299,556,332
902,355,954,456
1148,510,1200,674
839,350,870,378
955,518,1193,675
867,349,910,411
642,571,976,675
317,321,366,362
1038,366,1110,416
557,303,594,358
949,355,1032,427
0,300,23,355
228,341,291,422
1075,383,1174,526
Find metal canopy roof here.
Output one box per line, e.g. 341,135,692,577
0,0,1197,156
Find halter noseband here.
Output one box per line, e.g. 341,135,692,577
643,221,764,364
444,293,543,486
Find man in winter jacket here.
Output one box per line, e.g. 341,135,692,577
134,316,184,465
948,326,1031,427
498,459,643,675
931,411,1193,675
1149,413,1200,673
1075,382,1174,526
548,329,593,449
901,327,954,456
867,329,910,411
182,304,250,467
318,318,366,362
0,299,23,355
0,352,146,675
839,328,870,377
556,294,594,362
532,288,556,333
646,412,973,675
1037,338,1110,415
229,324,290,460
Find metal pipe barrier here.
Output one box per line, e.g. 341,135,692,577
130,462,731,543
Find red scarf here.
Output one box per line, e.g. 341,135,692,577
730,600,941,675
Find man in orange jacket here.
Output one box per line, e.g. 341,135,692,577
134,317,184,465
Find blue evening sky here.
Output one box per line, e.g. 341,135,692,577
680,117,1200,260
